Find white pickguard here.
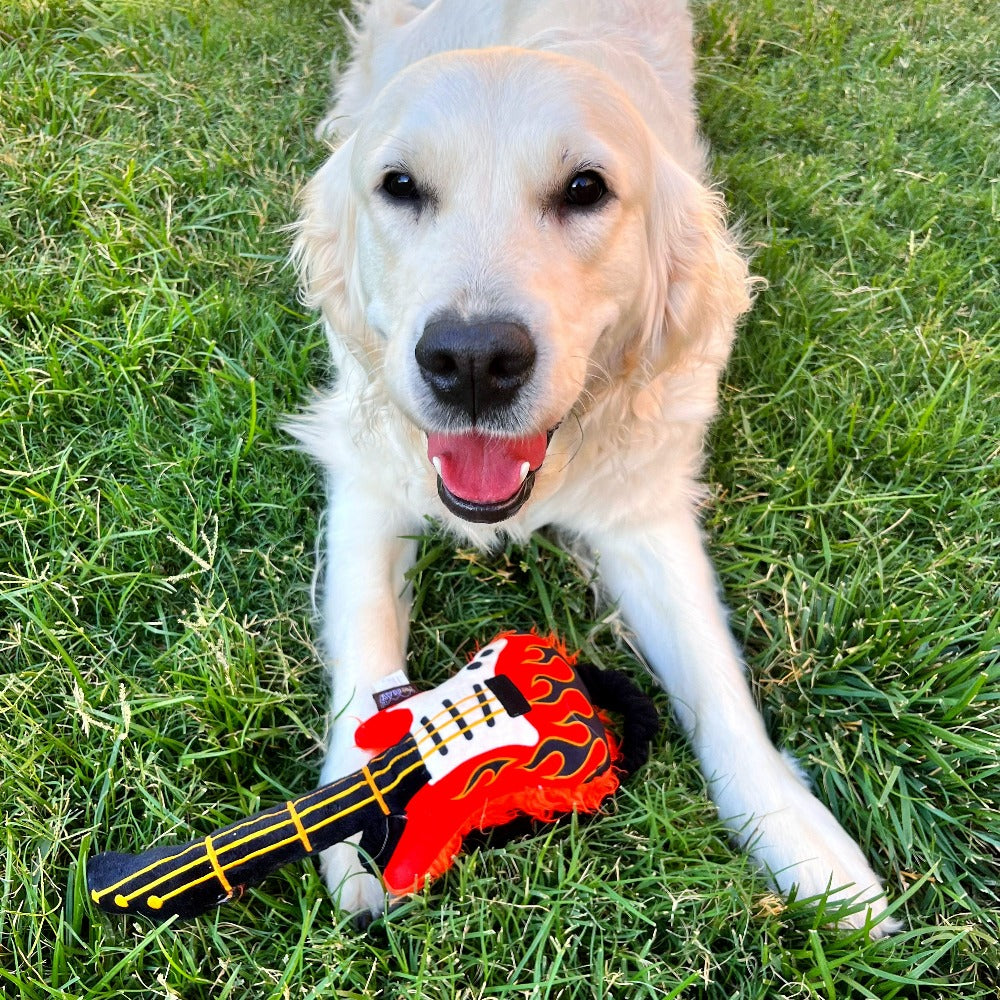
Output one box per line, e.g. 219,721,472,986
402,639,539,783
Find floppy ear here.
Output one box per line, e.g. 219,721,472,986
291,134,374,369
642,154,753,389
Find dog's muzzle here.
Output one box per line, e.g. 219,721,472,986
417,316,550,523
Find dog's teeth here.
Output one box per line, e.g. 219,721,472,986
432,456,443,477
519,461,530,483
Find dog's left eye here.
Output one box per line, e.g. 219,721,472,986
381,171,421,201
563,170,607,208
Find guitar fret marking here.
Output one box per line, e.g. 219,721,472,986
287,799,313,853
421,715,447,755
442,698,474,740
473,684,495,727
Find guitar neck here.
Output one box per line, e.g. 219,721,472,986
88,738,428,921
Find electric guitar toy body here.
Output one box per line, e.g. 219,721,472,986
88,633,655,922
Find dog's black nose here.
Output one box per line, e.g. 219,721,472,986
415,318,536,424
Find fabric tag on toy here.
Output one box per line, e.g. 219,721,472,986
373,671,419,710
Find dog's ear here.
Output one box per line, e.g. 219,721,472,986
639,154,753,395
291,134,372,365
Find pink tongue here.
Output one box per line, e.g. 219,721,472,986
427,430,548,504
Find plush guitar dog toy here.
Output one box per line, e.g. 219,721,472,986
88,632,658,922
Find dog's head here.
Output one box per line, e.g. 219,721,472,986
294,48,749,524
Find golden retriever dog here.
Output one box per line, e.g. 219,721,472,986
290,0,897,934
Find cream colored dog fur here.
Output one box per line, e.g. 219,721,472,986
290,0,897,935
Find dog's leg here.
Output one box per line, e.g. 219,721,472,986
315,477,417,919
590,514,899,936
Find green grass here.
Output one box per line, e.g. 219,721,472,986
1,0,997,996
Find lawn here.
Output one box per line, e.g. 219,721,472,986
1,1,997,997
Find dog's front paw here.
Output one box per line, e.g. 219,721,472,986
318,836,387,923
751,783,901,937
316,718,390,921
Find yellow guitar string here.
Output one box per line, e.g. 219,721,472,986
90,769,386,905
148,705,509,907
91,723,433,905
96,695,507,909
90,770,374,904
99,688,500,901
147,754,431,908
95,695,504,908
292,692,502,827
142,706,508,908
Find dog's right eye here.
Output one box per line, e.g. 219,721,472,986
563,170,607,209
381,171,420,201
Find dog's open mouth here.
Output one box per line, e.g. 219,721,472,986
426,428,553,524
